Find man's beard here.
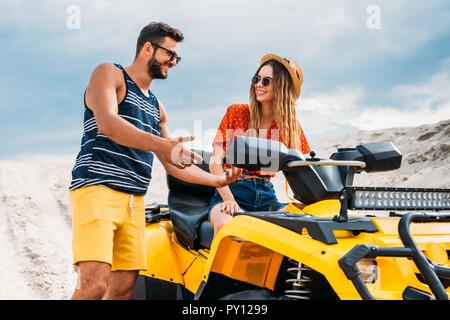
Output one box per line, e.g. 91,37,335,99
147,53,167,79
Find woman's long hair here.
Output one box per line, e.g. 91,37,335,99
248,59,300,150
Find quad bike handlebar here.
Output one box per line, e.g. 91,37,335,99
287,159,367,168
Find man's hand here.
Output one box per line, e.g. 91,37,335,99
156,136,203,169
220,199,242,216
214,166,243,188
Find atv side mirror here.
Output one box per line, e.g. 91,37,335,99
331,140,402,173
356,141,402,172
223,136,305,172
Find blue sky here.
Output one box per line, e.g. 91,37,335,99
1,0,449,160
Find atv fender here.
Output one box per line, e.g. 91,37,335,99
197,215,354,294
139,221,190,285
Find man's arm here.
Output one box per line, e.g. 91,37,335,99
85,63,200,168
157,153,240,188
157,100,171,140
157,101,242,187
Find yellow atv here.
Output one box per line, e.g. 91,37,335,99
133,136,450,300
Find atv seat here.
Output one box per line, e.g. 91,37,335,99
167,150,216,250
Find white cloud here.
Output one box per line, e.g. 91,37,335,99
4,1,446,62
166,62,450,140
298,86,364,115
1,0,449,158
296,83,368,136
354,104,450,130
297,65,450,135
393,71,450,106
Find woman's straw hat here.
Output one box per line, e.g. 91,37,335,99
259,54,303,99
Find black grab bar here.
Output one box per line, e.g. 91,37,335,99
339,212,450,300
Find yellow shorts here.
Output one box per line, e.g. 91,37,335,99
70,185,147,271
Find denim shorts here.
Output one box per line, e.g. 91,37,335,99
208,175,284,214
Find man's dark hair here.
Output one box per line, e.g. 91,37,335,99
135,22,184,58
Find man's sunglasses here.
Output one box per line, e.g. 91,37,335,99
150,42,181,64
252,75,272,86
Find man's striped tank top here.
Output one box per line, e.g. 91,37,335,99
69,64,161,195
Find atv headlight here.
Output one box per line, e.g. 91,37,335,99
357,260,378,284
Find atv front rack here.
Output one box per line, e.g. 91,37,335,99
339,212,450,300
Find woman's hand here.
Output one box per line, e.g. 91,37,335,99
220,199,242,216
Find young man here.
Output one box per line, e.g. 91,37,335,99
69,22,241,300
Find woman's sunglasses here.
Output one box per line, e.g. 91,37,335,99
252,75,272,86
150,42,182,64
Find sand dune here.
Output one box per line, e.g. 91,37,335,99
0,119,448,299
0,162,76,299
310,119,450,190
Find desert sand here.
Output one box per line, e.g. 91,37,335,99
0,119,448,299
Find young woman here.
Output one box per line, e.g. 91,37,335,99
208,54,311,236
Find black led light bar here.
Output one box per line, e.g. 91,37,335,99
345,187,450,211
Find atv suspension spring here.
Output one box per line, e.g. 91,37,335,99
284,259,312,300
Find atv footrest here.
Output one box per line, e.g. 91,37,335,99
234,211,378,245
